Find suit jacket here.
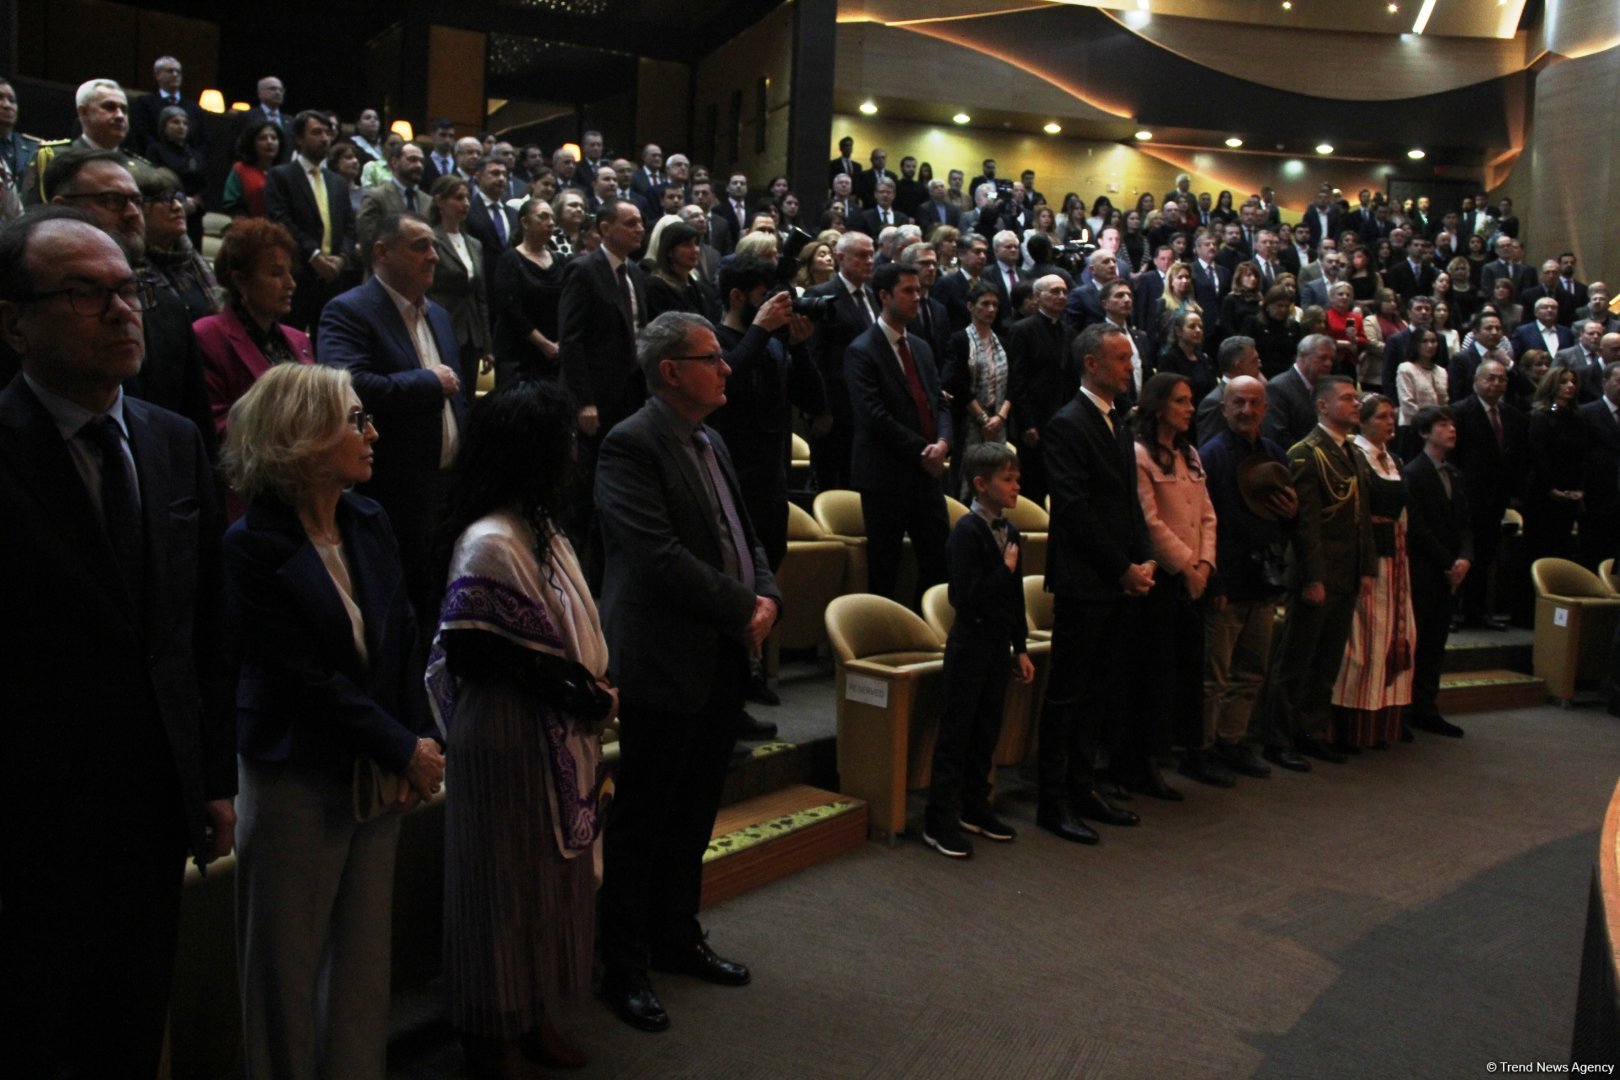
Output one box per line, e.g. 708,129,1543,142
806,278,878,428
128,92,206,156
909,296,951,378
980,262,1028,330
1510,320,1573,360
1262,366,1317,448
1402,452,1473,575
914,199,960,231
430,230,491,352
854,206,910,237
1451,394,1528,514
706,210,734,256
421,151,457,187
0,377,233,860
224,491,432,780
1480,259,1536,299
194,305,316,436
1521,283,1579,327
1554,346,1607,403
595,399,781,711
854,167,897,209
558,249,650,432
1191,260,1229,312
829,157,863,185
356,183,430,264
932,269,975,334
1302,207,1339,253
317,278,469,490
1385,260,1436,303
1286,426,1377,592
947,512,1027,654
1006,312,1076,436
465,193,519,285
263,159,359,271
1133,269,1166,331
1063,281,1107,333
1195,381,1228,446
1581,398,1620,518
1300,276,1334,310
845,321,953,494
1043,390,1150,602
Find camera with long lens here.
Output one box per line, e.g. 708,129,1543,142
789,293,840,324
1053,239,1098,275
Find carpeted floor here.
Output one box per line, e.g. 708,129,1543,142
390,698,1620,1079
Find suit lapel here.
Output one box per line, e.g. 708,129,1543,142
653,408,726,554
126,402,178,646
222,307,273,384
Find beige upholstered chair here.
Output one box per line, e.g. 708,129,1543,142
789,432,812,490
1023,574,1055,643
1531,558,1620,705
1600,558,1618,596
813,490,870,594
764,503,849,675
1004,496,1050,576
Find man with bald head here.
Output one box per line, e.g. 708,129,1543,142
0,211,233,1076
1064,248,1119,332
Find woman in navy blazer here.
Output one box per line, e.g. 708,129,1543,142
221,363,444,1080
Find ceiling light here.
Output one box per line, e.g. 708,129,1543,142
1137,0,1150,9
1225,137,1243,148
1387,3,1399,12
952,113,971,125
859,100,878,116
198,90,225,115
1315,143,1334,155
1281,1,1291,8
1407,148,1427,159
1044,122,1062,135
1134,130,1153,140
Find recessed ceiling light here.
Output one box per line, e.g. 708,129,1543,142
1225,137,1243,148
859,100,878,116
1315,143,1334,155
1387,3,1399,12
952,113,971,125
1044,122,1062,135
1281,1,1291,8
1408,148,1427,159
1134,130,1153,140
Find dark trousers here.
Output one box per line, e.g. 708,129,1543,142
1459,502,1504,620
743,494,788,572
1038,594,1132,805
1263,585,1360,745
861,486,949,609
289,268,342,344
599,647,746,974
1581,508,1619,572
1409,570,1455,720
1017,437,1048,511
1138,574,1204,755
368,467,452,647
810,421,853,492
927,631,1011,824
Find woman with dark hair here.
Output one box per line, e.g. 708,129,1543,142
427,379,609,1078
144,104,207,245
1210,190,1236,226
777,190,802,230
222,120,283,218
327,141,364,215
1219,260,1264,341
1465,233,1490,284
943,282,1010,499
137,165,223,322
1026,204,1060,250
1085,195,1114,238
492,198,566,388
1395,327,1446,456
1121,209,1149,274
428,174,492,376
1135,191,1156,219
1509,347,1551,414
1057,202,1089,245
1130,371,1217,794
1156,307,1216,402
1439,257,1479,324
1347,246,1383,309
1524,366,1589,563
644,219,719,321
794,237,836,291
1329,392,1415,749
1243,285,1303,380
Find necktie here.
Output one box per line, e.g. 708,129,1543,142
692,430,754,589
855,287,874,326
919,301,933,343
882,209,890,226
491,202,506,245
1102,407,1116,435
895,333,936,443
615,262,635,324
309,166,332,255
402,187,417,213
82,416,143,605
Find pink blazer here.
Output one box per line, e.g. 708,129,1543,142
194,305,315,436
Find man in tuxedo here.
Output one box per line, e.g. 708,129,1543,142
1262,375,1377,768
596,311,780,1033
829,135,862,187
1386,237,1437,304
856,177,910,237
1450,359,1525,629
0,212,234,1077
981,230,1028,332
264,111,357,338
854,148,896,210
1580,362,1620,570
1035,323,1152,844
128,56,206,155
1264,334,1335,447
231,75,290,166
1064,249,1119,332
421,118,457,184
466,155,519,285
1511,297,1574,360
846,262,952,606
357,140,427,263
805,230,878,491
1403,406,1472,737
1555,319,1609,402
932,232,985,333
1191,232,1229,313
1006,274,1077,508
318,214,467,632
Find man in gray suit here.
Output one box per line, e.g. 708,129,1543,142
356,140,428,264
595,311,781,1033
1264,334,1335,448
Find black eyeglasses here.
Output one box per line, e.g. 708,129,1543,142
18,280,154,316
56,190,143,214
347,409,375,434
143,191,185,208
669,353,725,367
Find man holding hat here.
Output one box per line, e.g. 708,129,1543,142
1196,375,1300,779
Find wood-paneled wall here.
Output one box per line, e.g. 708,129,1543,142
692,2,796,186
426,26,486,135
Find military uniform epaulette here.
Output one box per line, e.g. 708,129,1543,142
23,138,148,206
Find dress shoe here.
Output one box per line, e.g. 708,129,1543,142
923,819,973,858
1036,802,1100,845
736,709,778,739
746,672,780,706
1216,741,1272,778
651,938,751,986
1296,735,1347,764
959,807,1017,841
1134,761,1184,801
1412,714,1465,738
1262,745,1311,772
602,970,670,1032
1180,748,1237,788
523,1015,587,1070
1074,789,1141,826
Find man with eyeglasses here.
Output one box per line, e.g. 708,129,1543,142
40,148,216,452
0,208,235,1079
128,56,206,157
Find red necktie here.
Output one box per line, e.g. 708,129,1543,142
895,334,936,443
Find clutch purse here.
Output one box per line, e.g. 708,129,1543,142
352,756,405,823
529,651,616,728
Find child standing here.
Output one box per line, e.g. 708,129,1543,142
924,443,1036,858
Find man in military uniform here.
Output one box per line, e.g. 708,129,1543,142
23,78,145,206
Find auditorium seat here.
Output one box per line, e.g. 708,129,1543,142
824,593,945,843
1004,496,1050,576
789,432,812,491
1599,558,1618,596
1531,558,1620,705
201,211,231,264
813,490,871,594
1023,574,1054,642
764,502,848,676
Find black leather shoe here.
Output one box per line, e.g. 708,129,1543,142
1036,803,1100,845
602,971,670,1032
1073,789,1141,826
1180,748,1237,788
1262,745,1311,772
1137,762,1184,801
1412,714,1465,738
651,939,751,987
746,673,780,706
1296,735,1347,764
1216,742,1272,778
736,710,778,739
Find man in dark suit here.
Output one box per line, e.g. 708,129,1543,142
356,140,428,263
846,261,953,607
1358,201,1394,246
1381,294,1450,395
318,214,468,633
127,56,206,155
1510,297,1574,359
465,155,519,286
559,198,650,440
853,147,896,210
1385,238,1437,304
1554,319,1609,403
1521,260,1580,327
855,177,910,237
264,111,357,338
229,75,291,166
933,232,986,333
0,212,234,1077
596,310,781,1032
627,143,665,202
1063,249,1116,332
1190,232,1229,313
805,230,878,490
1263,334,1335,448
420,118,457,185
1302,188,1339,255
829,135,862,187
1133,245,1173,332
1575,285,1619,335
1035,323,1152,844
1097,278,1153,407
1403,406,1473,737
900,242,950,375
1449,312,1512,403
1451,358,1527,627
1261,376,1377,768
981,229,1028,332
1007,274,1077,508
1581,362,1620,570
1479,236,1535,300
1196,335,1260,445
916,178,961,232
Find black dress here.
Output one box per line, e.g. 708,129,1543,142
490,246,565,388
1525,405,1589,561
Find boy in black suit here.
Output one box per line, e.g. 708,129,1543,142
924,443,1035,858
